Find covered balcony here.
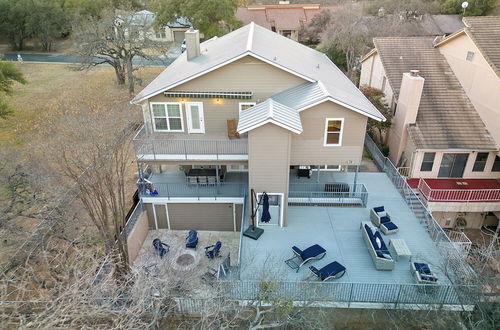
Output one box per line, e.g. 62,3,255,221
133,124,248,161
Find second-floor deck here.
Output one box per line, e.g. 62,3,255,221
133,125,248,161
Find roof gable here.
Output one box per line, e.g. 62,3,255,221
132,23,385,121
237,99,302,134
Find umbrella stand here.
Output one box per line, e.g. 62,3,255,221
243,188,265,240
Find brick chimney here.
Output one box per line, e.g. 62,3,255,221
387,70,425,164
185,28,200,61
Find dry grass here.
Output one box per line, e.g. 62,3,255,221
0,63,163,149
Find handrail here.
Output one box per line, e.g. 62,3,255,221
138,182,247,199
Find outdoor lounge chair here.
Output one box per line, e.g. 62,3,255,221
285,244,326,272
370,206,399,235
411,262,438,284
152,238,170,258
186,230,198,249
309,261,346,281
205,241,222,259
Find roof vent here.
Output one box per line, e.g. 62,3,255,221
410,70,420,77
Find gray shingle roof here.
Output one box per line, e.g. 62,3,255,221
237,99,302,134
132,22,385,121
463,16,500,78
373,37,496,150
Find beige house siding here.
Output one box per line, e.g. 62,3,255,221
248,124,291,226
410,150,500,179
437,33,500,147
432,211,484,229
360,53,395,109
144,56,306,136
167,203,236,231
290,101,367,165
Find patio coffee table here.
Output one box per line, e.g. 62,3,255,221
388,239,411,261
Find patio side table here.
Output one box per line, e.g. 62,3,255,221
388,238,411,261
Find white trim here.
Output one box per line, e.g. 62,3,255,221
141,197,244,204
136,154,248,161
150,102,184,132
238,102,256,114
256,192,284,227
152,204,158,230
297,97,385,122
165,203,171,229
311,165,342,171
185,102,205,134
323,118,344,147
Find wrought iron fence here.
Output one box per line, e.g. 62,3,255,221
133,124,248,160
364,134,477,283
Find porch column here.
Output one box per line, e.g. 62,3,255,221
216,165,220,184
316,165,320,183
353,165,359,193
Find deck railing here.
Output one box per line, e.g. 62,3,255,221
445,230,472,257
288,183,368,207
133,124,248,160
417,178,500,203
397,166,411,177
223,280,479,307
138,181,247,199
364,134,477,282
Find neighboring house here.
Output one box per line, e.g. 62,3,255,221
360,31,500,231
131,22,384,231
130,10,190,42
235,1,336,41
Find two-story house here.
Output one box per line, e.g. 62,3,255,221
360,21,500,231
131,23,384,232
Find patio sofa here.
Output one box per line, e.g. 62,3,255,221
370,206,399,235
360,221,395,270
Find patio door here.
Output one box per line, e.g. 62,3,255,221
438,153,469,178
186,102,205,133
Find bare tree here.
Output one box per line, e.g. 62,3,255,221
37,87,139,282
72,9,168,94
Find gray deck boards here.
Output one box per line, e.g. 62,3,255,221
240,172,451,285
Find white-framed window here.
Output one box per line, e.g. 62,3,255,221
466,51,475,62
150,102,184,132
323,118,344,146
238,102,256,114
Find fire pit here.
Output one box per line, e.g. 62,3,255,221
176,253,195,266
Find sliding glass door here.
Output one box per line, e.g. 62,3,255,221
438,153,468,178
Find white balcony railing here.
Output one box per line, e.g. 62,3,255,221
417,178,500,203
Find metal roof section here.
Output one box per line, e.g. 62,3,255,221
270,82,327,110
237,99,302,134
131,22,385,122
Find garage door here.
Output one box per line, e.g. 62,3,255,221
168,203,235,231
173,31,185,42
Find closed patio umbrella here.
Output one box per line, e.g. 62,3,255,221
261,193,271,223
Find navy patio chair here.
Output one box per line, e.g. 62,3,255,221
285,244,327,272
186,230,199,249
205,241,222,259
309,261,346,281
152,238,170,258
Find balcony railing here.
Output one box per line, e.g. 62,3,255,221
138,181,247,199
288,182,368,207
417,178,500,203
133,125,248,160
397,166,411,177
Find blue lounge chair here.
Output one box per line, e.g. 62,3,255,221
309,261,346,281
186,230,198,249
152,238,170,258
205,241,222,259
412,262,438,284
285,244,326,272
